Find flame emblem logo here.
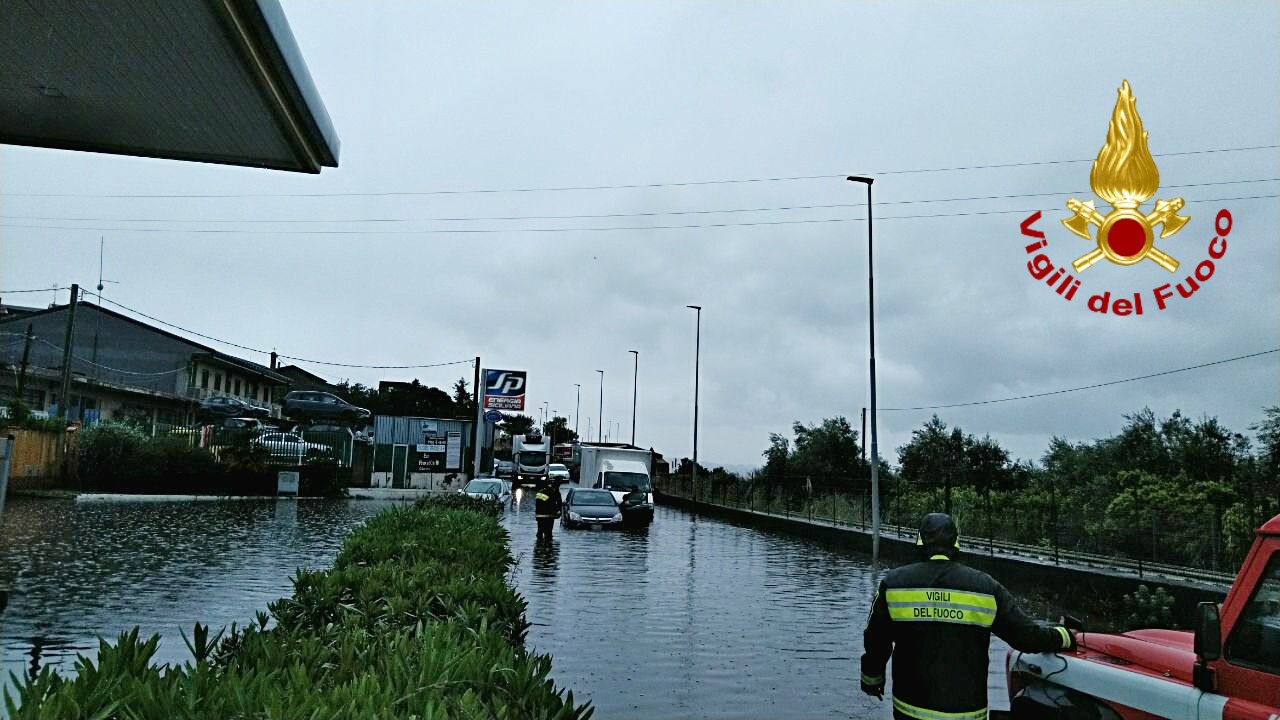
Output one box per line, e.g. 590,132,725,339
1063,81,1189,273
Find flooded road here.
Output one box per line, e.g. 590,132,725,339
1,494,1011,718
503,488,1011,719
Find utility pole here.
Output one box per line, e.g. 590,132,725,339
629,350,638,446
16,324,33,400
574,383,581,438
58,284,80,419
470,357,482,478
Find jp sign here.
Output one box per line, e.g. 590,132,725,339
483,369,526,410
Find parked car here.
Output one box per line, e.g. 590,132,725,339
198,395,270,419
249,432,333,463
494,460,515,479
222,417,273,432
547,463,570,483
282,391,370,424
561,488,624,529
459,479,511,502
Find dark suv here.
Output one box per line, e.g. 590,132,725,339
198,395,270,419
282,391,370,424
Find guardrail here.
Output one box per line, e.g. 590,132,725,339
660,485,1236,589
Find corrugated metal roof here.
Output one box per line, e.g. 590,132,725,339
374,416,473,445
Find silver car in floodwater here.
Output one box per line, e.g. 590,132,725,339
459,479,511,502
560,488,623,529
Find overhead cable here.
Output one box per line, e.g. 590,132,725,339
2,177,1274,225
2,144,1274,198
881,349,1280,412
5,193,1275,237
80,291,474,370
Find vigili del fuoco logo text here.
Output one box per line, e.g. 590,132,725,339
1020,80,1232,316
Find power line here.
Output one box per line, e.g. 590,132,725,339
2,144,1274,199
3,177,1273,225
881,349,1280,412
0,287,71,294
4,193,1274,237
80,290,474,370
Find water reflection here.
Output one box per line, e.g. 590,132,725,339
503,497,1011,719
0,496,395,697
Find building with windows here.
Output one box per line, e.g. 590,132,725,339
0,300,290,426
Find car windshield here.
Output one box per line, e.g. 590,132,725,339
517,451,547,465
602,471,650,492
572,491,617,506
549,464,567,471
465,481,503,494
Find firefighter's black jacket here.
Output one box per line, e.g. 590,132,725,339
534,487,562,518
861,554,1073,720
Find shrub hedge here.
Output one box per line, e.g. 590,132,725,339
75,421,346,496
5,497,592,719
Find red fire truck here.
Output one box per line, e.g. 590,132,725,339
1006,514,1280,718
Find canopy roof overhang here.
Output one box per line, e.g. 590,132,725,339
0,0,338,173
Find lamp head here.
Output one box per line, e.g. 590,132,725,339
686,304,701,310
847,175,874,185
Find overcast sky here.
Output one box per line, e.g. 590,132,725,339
2,1,1277,470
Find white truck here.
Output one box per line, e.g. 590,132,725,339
512,432,551,486
577,443,654,525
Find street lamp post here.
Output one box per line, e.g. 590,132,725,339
596,370,604,443
629,350,638,446
686,305,701,500
847,175,881,566
574,383,581,438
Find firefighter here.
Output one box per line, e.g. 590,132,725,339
534,480,562,541
860,513,1075,720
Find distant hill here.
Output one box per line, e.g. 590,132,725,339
704,462,759,478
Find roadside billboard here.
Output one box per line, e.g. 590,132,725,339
483,369,527,410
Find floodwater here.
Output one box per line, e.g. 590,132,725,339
0,496,395,702
0,494,1012,719
503,488,1011,719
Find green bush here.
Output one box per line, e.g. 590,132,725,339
1121,584,1175,629
77,421,150,490
5,499,592,720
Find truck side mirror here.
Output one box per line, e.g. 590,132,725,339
1192,601,1221,693
1194,601,1222,661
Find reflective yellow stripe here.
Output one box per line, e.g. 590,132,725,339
1056,626,1071,649
893,697,988,720
928,554,950,560
885,588,997,627
860,672,884,685
535,493,550,501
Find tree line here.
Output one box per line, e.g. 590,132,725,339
679,407,1280,571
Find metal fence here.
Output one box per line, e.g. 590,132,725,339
144,421,359,468
656,476,1239,586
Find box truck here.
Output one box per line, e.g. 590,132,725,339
577,443,654,524
512,432,550,486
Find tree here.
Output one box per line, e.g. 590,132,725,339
542,415,578,445
762,433,789,484
501,413,535,438
452,378,474,414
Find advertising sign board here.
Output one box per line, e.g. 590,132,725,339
445,431,463,470
416,437,446,472
482,369,526,410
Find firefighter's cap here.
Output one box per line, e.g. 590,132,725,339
915,512,961,550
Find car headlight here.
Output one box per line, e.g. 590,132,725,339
612,512,623,521
568,512,581,521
